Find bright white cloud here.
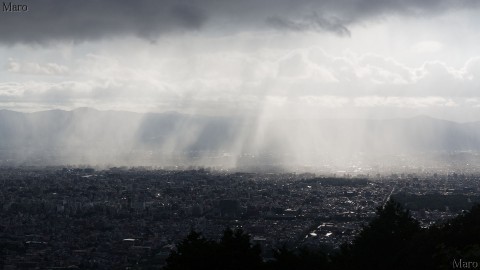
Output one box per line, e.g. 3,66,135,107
411,41,444,54
7,59,69,76
2,44,480,115
353,96,457,108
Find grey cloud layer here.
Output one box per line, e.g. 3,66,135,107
1,0,478,43
0,0,206,43
3,48,480,109
266,13,351,37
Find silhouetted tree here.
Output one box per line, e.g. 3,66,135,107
267,246,330,270
267,246,299,270
163,230,217,270
334,199,421,270
0,245,4,269
163,228,264,270
429,205,480,268
217,228,263,270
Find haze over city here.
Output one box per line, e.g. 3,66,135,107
2,0,480,169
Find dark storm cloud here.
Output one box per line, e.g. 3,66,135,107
0,0,478,44
0,0,206,44
266,13,351,37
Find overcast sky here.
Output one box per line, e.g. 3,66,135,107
2,0,480,121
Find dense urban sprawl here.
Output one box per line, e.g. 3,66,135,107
1,167,480,269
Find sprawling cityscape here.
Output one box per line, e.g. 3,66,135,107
2,166,480,269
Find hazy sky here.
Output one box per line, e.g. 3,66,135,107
2,0,480,121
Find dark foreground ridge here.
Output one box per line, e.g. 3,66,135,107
160,200,480,270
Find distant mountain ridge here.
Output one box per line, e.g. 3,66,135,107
0,108,479,166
